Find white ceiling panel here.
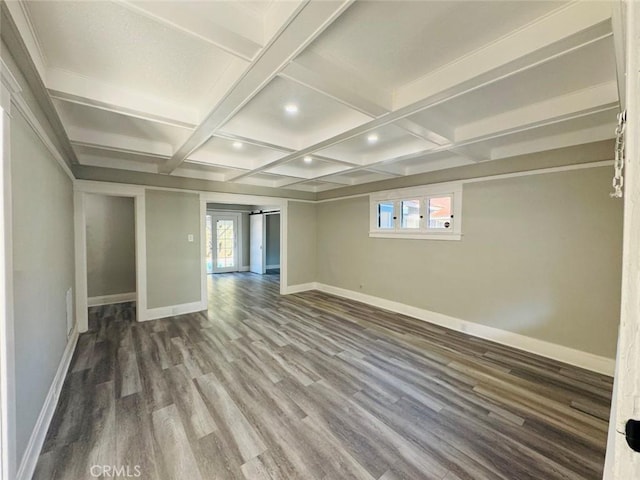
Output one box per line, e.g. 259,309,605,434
26,1,239,106
265,157,350,179
127,0,266,49
74,144,165,174
316,123,437,166
418,36,617,128
375,152,476,176
53,100,193,150
10,1,618,192
477,109,617,159
188,136,287,170
221,76,373,150
235,172,302,188
174,163,248,183
322,170,397,185
306,1,567,89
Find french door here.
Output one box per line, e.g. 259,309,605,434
206,214,239,274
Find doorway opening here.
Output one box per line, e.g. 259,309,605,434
205,203,280,280
84,193,137,328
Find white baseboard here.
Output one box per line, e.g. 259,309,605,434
266,264,280,270
143,300,207,322
282,282,317,294
87,292,136,307
314,283,615,377
16,326,79,480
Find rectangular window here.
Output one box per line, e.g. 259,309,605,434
427,195,453,230
369,183,462,240
401,199,420,229
377,202,394,229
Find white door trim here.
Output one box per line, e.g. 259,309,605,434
197,193,288,295
0,83,16,480
73,187,146,330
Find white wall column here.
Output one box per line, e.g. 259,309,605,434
604,0,640,476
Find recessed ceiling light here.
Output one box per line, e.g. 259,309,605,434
367,133,379,143
303,156,313,164
284,103,299,114
232,141,243,149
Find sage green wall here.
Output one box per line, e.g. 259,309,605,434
146,190,201,308
11,109,75,463
287,202,316,286
86,194,136,297
266,214,280,267
316,167,623,358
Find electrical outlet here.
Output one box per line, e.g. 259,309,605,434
187,234,194,242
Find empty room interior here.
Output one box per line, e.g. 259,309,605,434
1,0,640,479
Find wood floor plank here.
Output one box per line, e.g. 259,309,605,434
165,364,217,440
117,328,142,398
116,392,160,480
35,273,612,480
195,372,268,462
151,404,203,480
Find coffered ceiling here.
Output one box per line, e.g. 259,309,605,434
6,0,620,192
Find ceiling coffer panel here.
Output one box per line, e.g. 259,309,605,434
12,0,618,192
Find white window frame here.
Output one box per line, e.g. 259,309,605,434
369,182,463,240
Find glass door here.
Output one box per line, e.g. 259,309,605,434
207,214,239,274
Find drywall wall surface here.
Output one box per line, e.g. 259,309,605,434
266,214,280,267
316,167,622,358
11,109,74,463
146,189,201,308
86,194,136,297
287,202,316,286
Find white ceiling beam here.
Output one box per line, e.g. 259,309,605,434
456,81,619,142
212,132,290,153
268,162,403,189
280,52,393,115
394,1,614,108
269,87,618,188
211,132,362,169
160,0,356,175
265,162,350,180
611,1,626,106
282,54,452,147
199,58,251,119
274,176,352,189
394,118,451,147
47,68,198,129
264,1,308,41
226,3,613,184
361,167,405,178
116,0,264,61
4,1,47,80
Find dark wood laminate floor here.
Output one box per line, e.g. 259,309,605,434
34,273,613,480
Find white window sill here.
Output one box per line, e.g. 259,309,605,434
369,231,462,241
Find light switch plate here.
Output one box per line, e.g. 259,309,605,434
188,234,194,242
